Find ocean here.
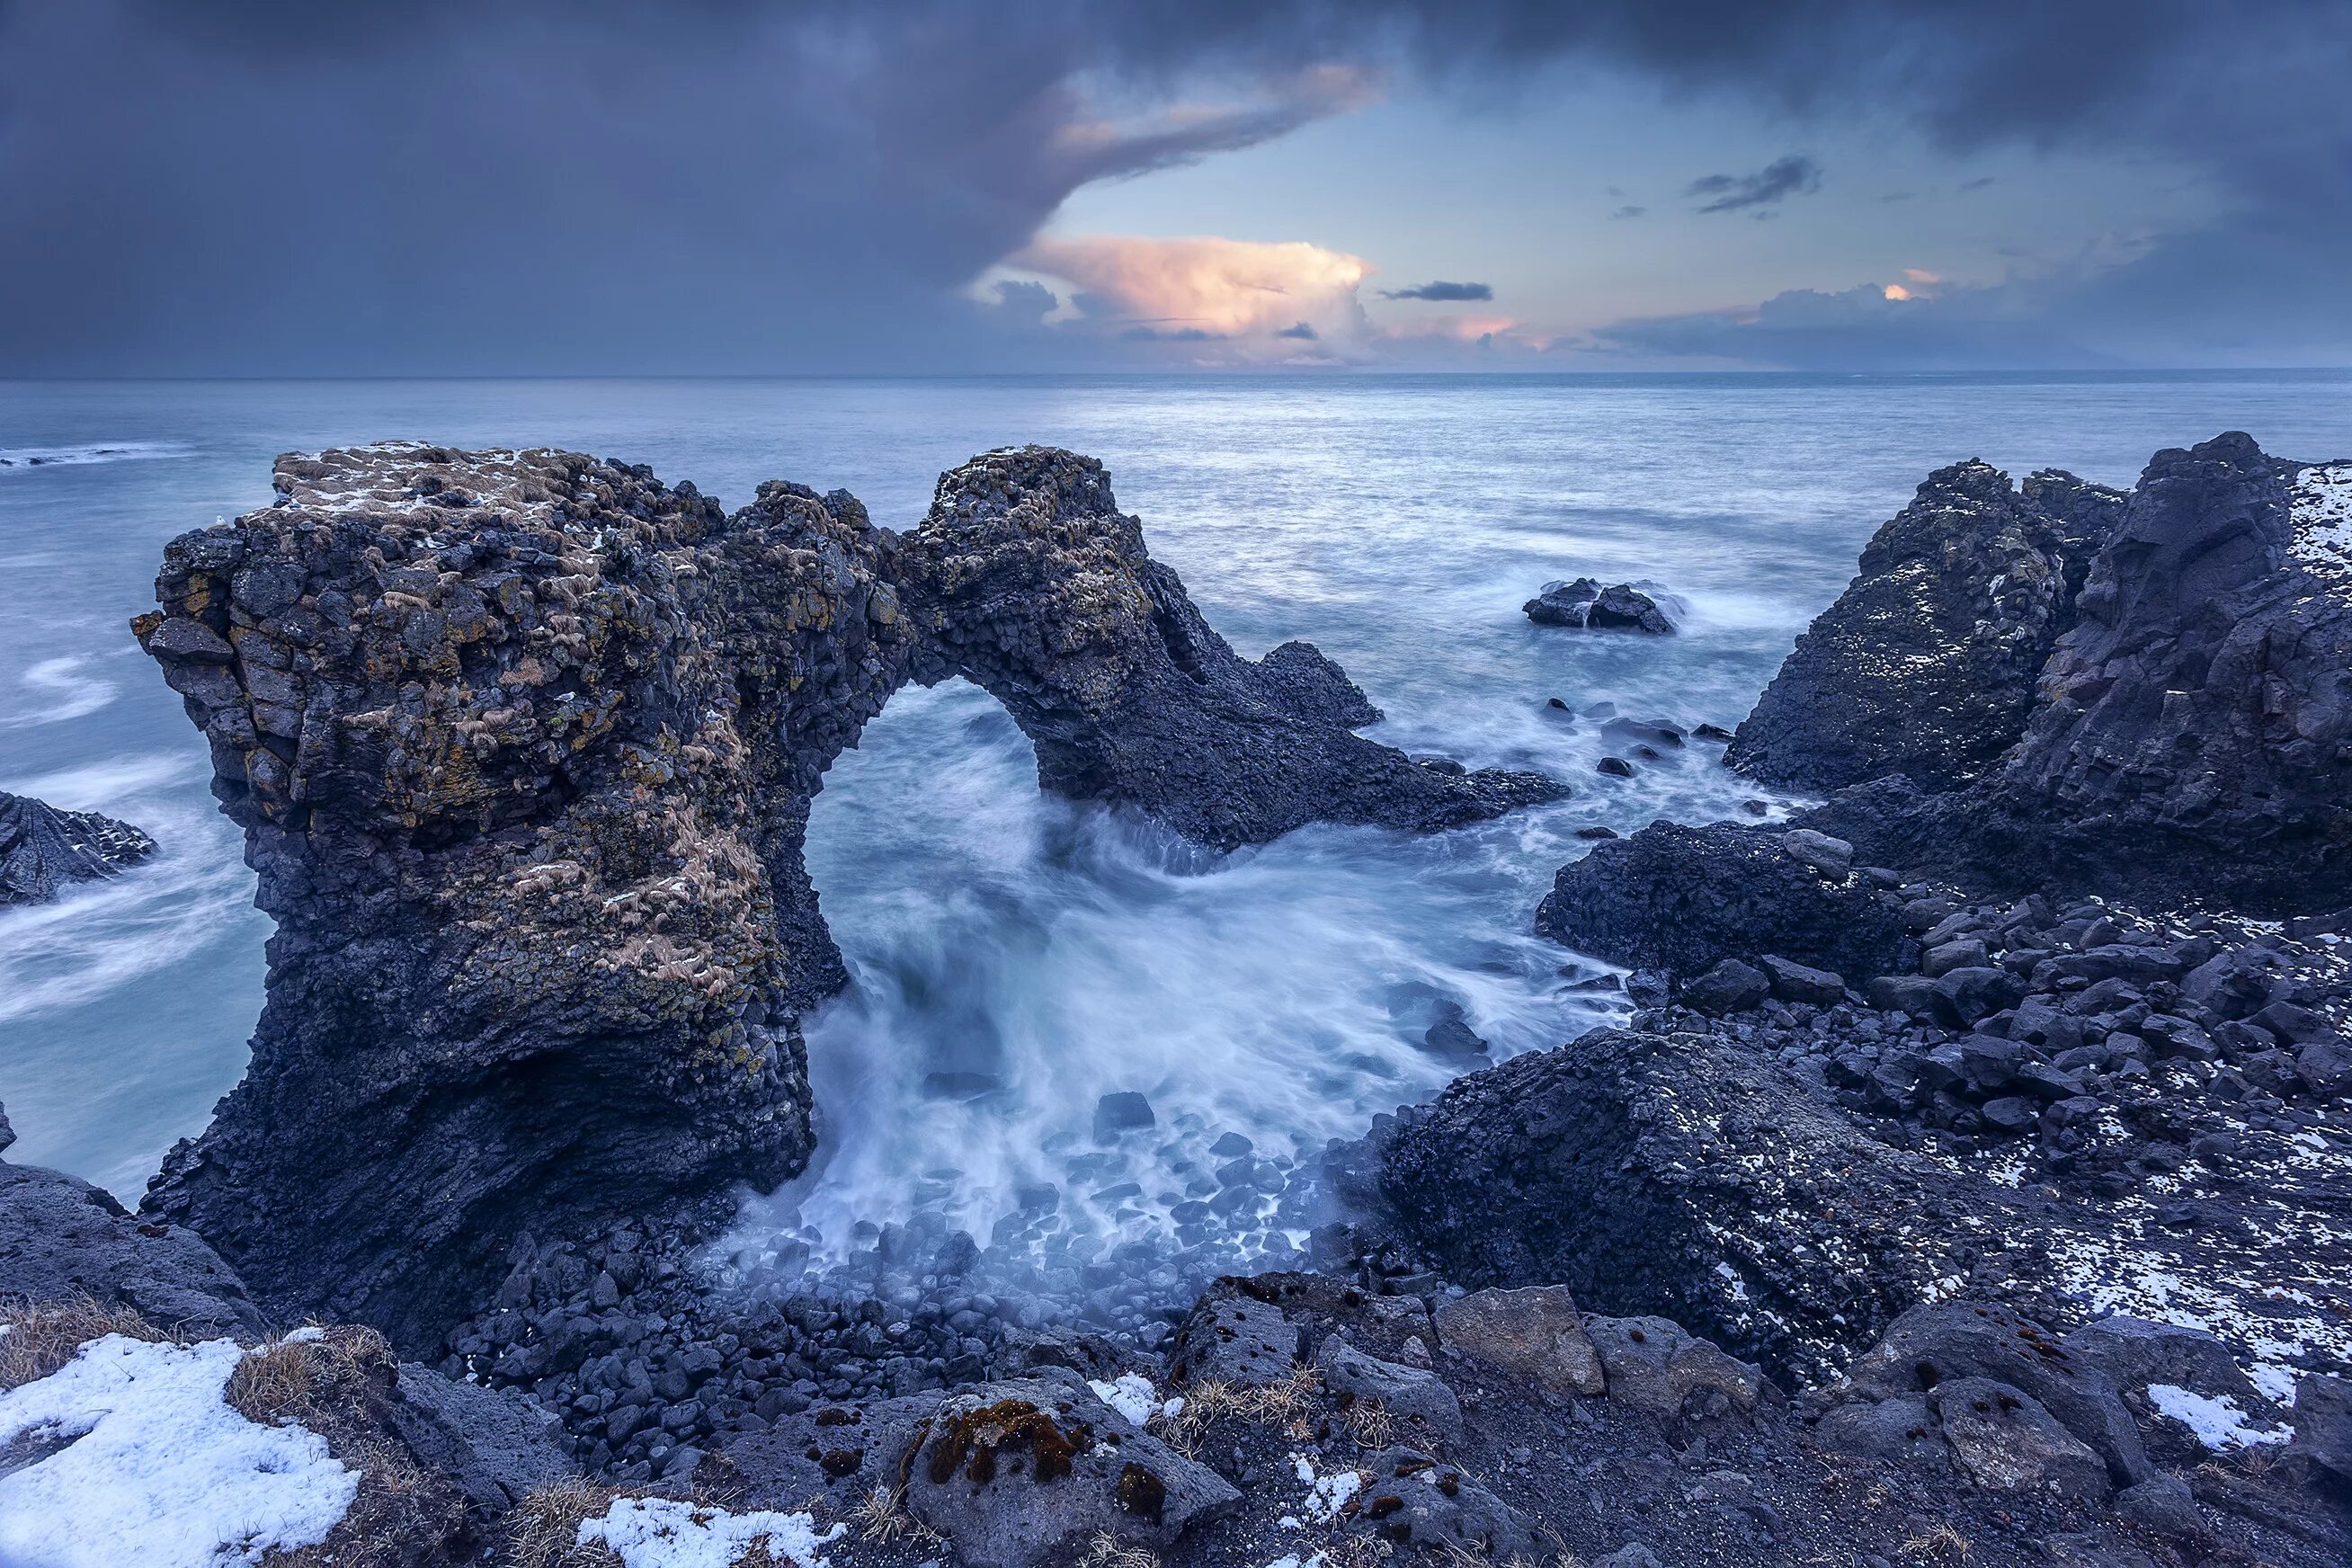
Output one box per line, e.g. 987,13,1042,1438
4,372,2348,1292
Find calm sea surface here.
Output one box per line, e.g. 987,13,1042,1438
4,373,2348,1282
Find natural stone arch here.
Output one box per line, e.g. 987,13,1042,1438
136,441,1561,1343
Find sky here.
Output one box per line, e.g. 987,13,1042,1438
2,0,2348,375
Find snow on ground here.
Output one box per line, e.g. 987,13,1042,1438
2145,1384,2290,1450
2290,460,2352,584
0,1334,357,1568
1289,1452,1363,1521
577,1495,847,1568
1086,1372,1181,1426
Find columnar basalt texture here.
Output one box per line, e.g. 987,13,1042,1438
135,441,1562,1345
1985,432,2352,911
1766,433,2351,915
1724,461,2123,792
0,790,155,905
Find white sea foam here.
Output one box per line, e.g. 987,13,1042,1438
0,655,120,728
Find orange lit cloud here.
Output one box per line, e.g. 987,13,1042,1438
1011,234,1375,358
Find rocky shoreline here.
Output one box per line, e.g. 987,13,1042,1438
4,432,2349,1564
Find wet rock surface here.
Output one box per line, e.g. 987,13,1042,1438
132,441,1562,1349
0,789,154,905
1524,576,1685,633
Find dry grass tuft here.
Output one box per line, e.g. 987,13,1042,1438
1077,1531,1161,1568
1346,1398,1401,1450
1154,1365,1326,1451
503,1477,627,1568
1899,1524,1971,1565
0,1294,165,1389
851,1483,940,1546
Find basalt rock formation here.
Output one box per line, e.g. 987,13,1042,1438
1724,461,2123,791
1739,432,2351,916
0,790,155,905
134,441,1562,1345
1535,819,1916,983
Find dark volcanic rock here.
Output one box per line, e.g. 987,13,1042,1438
1524,576,1682,633
0,790,155,905
0,1104,263,1339
1536,821,1915,981
1361,1028,2058,1382
1726,461,2121,791
1985,432,2352,913
1789,434,2352,916
133,442,1561,1347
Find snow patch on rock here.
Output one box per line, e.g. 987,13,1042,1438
2145,1383,2289,1450
577,1495,846,1568
0,1333,357,1568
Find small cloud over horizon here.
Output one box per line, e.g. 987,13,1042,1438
1685,154,1822,213
1377,280,1493,301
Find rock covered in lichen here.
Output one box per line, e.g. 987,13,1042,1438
132,441,1564,1347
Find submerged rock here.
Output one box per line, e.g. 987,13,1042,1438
1524,576,1682,633
0,790,154,905
132,441,1564,1346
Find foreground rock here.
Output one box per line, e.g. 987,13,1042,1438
1524,576,1683,632
0,790,154,905
132,442,1562,1348
0,1100,262,1339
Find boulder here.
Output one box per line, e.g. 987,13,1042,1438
1813,1392,1953,1471
0,1121,263,1339
1680,958,1769,1015
0,791,155,906
1431,1285,1606,1396
384,1363,578,1512
1582,1315,1768,1416
1314,1332,1465,1445
133,443,1564,1345
1524,577,1682,633
2288,1374,2352,1483
1536,821,1916,982
1759,955,1845,1006
1360,1029,2060,1382
2057,1316,2267,1416
1840,1302,2149,1484
1168,1290,1301,1389
1929,1376,2111,1501
1346,1448,1537,1559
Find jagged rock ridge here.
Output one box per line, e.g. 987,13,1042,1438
133,441,1564,1344
0,790,155,905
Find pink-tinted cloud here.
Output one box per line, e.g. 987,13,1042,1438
1011,234,1376,359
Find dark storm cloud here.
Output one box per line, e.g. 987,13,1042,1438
1685,154,1821,212
4,0,2350,370
1609,205,1646,219
1276,321,1320,339
1378,281,1494,301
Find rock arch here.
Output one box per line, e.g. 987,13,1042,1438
135,441,1561,1341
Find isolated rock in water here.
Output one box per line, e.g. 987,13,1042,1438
1536,820,1915,981
0,790,155,905
1360,1029,2060,1382
1524,576,1682,633
134,442,1561,1345
0,1104,263,1339
1726,461,2121,791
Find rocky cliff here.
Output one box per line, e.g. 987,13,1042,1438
1735,432,2351,916
134,441,1563,1344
